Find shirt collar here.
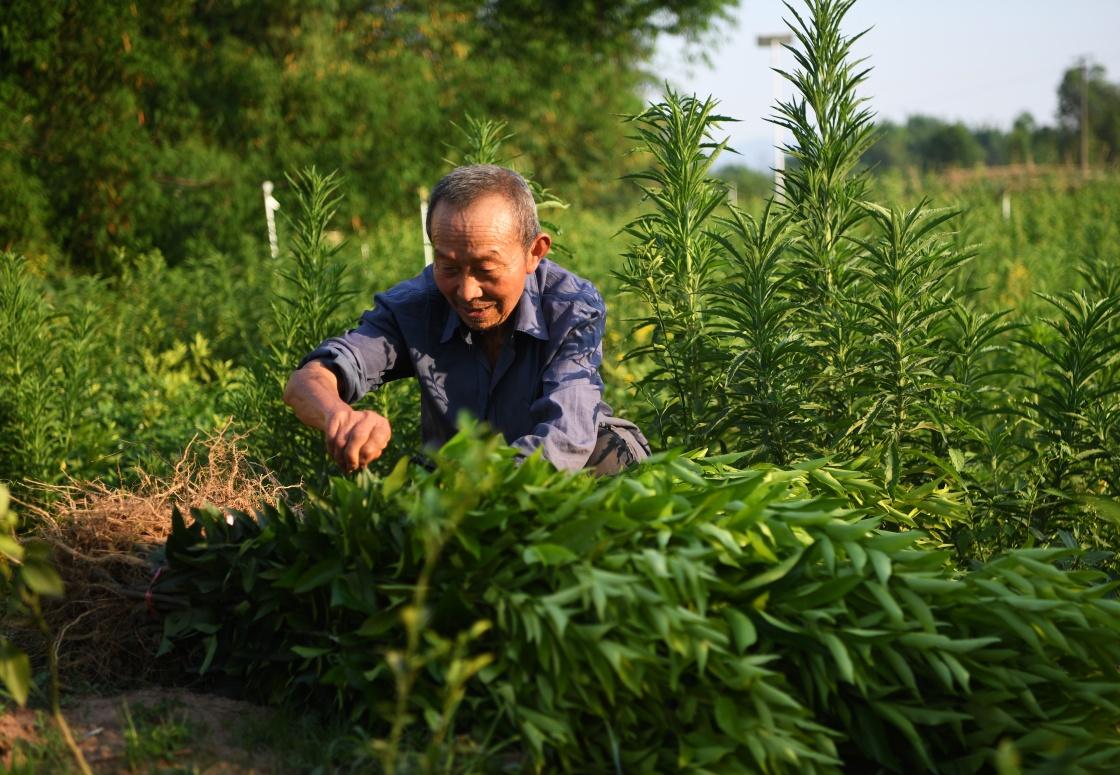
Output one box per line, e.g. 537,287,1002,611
438,261,551,344
513,264,549,341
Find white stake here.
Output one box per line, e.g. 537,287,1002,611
262,181,281,259
1002,191,1011,221
420,193,433,267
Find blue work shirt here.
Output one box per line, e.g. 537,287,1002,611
300,258,618,470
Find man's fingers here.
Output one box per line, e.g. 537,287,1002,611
325,412,351,457
322,410,392,473
338,413,375,471
357,417,392,467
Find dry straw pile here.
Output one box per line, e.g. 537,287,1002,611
14,423,289,684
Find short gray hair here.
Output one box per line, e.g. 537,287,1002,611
426,164,540,248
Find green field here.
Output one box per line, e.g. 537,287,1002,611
3,0,1120,772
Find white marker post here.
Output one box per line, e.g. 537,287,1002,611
420,189,433,267
262,181,281,259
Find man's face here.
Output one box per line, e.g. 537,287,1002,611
430,194,549,333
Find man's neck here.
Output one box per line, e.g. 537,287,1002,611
479,321,512,368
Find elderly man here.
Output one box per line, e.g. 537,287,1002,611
283,164,649,475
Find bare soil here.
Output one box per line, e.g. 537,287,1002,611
1,688,281,774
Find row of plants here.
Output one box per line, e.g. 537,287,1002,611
155,422,1120,772
3,0,1120,770
615,0,1120,569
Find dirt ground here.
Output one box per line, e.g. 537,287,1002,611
0,687,281,773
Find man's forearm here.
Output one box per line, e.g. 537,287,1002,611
283,362,349,432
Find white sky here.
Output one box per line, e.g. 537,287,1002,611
651,0,1120,169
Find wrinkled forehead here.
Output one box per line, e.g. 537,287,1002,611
430,194,521,249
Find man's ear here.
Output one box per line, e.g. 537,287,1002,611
526,232,551,272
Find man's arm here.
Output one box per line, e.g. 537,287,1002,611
284,361,392,473
285,277,425,471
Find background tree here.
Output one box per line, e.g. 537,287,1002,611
0,0,736,271
1058,59,1120,165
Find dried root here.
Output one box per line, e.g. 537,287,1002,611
11,421,293,686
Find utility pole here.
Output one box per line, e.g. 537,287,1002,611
1081,59,1090,174
757,33,792,198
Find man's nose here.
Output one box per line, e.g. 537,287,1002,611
459,275,482,302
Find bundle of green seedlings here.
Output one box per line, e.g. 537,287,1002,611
155,422,1120,773
616,0,1120,568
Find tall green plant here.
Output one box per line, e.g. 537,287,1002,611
0,253,58,486
1018,289,1120,552
0,255,114,490
713,202,813,464
771,0,878,444
235,168,358,487
850,202,971,491
617,89,731,449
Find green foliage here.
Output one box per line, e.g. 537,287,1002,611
713,202,810,464
0,484,64,709
616,0,1120,567
157,426,1120,772
3,1,1120,770
774,0,878,451
0,0,734,269
0,250,249,491
617,90,732,449
0,254,115,487
863,60,1120,170
848,202,970,490
233,168,358,488
120,700,197,771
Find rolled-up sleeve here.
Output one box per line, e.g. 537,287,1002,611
299,300,416,405
511,305,605,470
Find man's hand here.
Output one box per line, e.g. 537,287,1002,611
283,361,393,473
324,407,392,473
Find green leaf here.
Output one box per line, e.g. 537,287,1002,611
0,639,32,706
456,529,482,559
724,609,757,654
739,548,805,592
200,635,218,674
821,632,854,684
20,559,63,597
947,448,965,473
522,543,578,566
293,558,342,593
357,611,398,638
382,456,410,499
869,549,892,585
0,533,23,563
292,645,332,658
